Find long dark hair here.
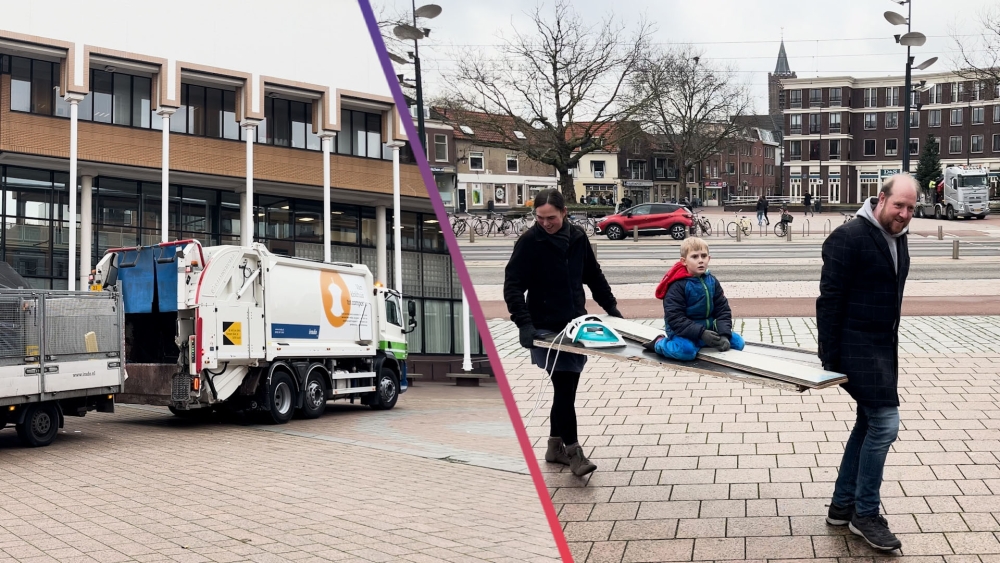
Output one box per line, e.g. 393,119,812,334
533,188,566,211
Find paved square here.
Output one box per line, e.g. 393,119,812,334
0,383,559,563
490,316,1000,563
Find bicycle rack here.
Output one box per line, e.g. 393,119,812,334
802,219,810,237
823,219,832,237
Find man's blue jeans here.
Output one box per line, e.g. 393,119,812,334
831,404,900,517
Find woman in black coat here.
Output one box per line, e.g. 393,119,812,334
504,189,622,476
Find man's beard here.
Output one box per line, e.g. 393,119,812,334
878,207,905,234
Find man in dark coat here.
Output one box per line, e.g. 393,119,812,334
803,192,814,216
817,174,917,552
505,189,621,477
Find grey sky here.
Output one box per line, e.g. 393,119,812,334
382,0,997,114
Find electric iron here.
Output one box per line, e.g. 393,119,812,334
566,315,627,348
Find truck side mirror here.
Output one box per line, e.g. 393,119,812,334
408,300,417,318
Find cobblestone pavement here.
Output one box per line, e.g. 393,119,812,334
490,316,1000,562
0,383,559,563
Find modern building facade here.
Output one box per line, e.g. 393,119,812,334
0,26,483,360
781,71,1000,203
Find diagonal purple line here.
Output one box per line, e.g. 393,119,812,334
355,1,573,560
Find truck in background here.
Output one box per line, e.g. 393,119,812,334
0,290,124,447
916,165,991,220
91,240,415,424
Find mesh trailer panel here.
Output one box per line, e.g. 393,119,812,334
0,294,41,366
44,295,121,359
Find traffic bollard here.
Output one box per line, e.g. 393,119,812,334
938,225,943,240
591,241,598,260
736,226,742,243
633,225,638,242
953,239,959,259
469,226,475,243
786,227,792,242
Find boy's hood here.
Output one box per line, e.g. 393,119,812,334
655,260,693,299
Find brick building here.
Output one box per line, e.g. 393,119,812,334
0,18,481,359
781,72,1000,204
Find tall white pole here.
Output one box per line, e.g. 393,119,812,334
67,96,81,290
80,175,93,289
375,205,387,285
242,121,258,246
388,142,404,293
322,135,332,262
462,291,472,371
157,109,176,243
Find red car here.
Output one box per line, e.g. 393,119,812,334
597,203,693,240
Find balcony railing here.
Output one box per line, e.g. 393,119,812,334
829,125,841,133
790,126,802,134
809,98,823,107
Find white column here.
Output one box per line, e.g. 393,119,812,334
387,142,405,293
66,95,84,290
462,291,472,371
241,120,260,246
157,108,177,243
321,134,334,262
79,175,93,289
375,205,387,285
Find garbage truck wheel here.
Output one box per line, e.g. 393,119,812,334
370,368,399,410
300,372,327,419
16,403,59,447
265,370,296,424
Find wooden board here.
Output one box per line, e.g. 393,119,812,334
553,316,847,390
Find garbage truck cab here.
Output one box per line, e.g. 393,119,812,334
91,240,415,423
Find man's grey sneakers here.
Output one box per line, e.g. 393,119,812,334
825,502,854,526
849,513,902,551
565,443,597,476
545,437,571,465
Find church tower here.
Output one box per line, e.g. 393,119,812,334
768,39,796,118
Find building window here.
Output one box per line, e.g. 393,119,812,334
929,109,942,127
864,88,877,108
166,83,244,141
789,141,802,159
973,81,984,100
951,82,964,103
789,114,802,134
930,84,942,104
810,89,822,107
655,157,667,178
468,151,484,171
829,139,841,159
865,113,877,130
829,113,841,133
886,86,900,106
995,106,1000,123
741,162,751,175
809,113,821,134
972,135,984,153
807,141,819,160
909,138,919,156
628,160,647,180
949,136,962,154
830,88,842,107
336,109,385,158
993,134,1000,152
493,184,508,205
726,162,736,174
885,112,898,129
951,108,963,126
885,139,898,156
789,90,802,108
506,155,518,173
972,107,985,124
434,134,448,161
909,111,919,128
591,160,606,178
864,139,876,156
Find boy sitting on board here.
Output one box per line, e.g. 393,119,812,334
646,237,745,360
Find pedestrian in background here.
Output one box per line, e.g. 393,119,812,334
817,174,917,552
755,195,767,227
504,188,622,477
803,192,814,216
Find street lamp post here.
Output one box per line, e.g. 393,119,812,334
392,3,442,158
885,1,936,173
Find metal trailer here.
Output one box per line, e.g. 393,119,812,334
0,290,124,447
91,240,416,424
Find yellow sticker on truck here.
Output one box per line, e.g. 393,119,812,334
222,322,242,346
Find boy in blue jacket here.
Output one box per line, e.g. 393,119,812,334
647,237,744,360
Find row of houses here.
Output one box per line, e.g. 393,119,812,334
418,106,782,213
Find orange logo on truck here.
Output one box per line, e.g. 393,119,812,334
320,271,352,327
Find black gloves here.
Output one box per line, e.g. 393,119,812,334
519,324,538,349
701,330,731,351
606,307,624,318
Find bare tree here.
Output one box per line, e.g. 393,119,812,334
440,0,652,201
628,47,754,198
373,2,413,63
953,7,1000,88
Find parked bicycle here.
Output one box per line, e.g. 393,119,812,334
840,212,854,224
726,209,753,238
690,211,712,237
449,213,469,236
568,214,597,237
774,207,793,237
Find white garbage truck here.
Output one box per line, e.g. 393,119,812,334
0,290,124,446
917,165,991,220
90,240,415,423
